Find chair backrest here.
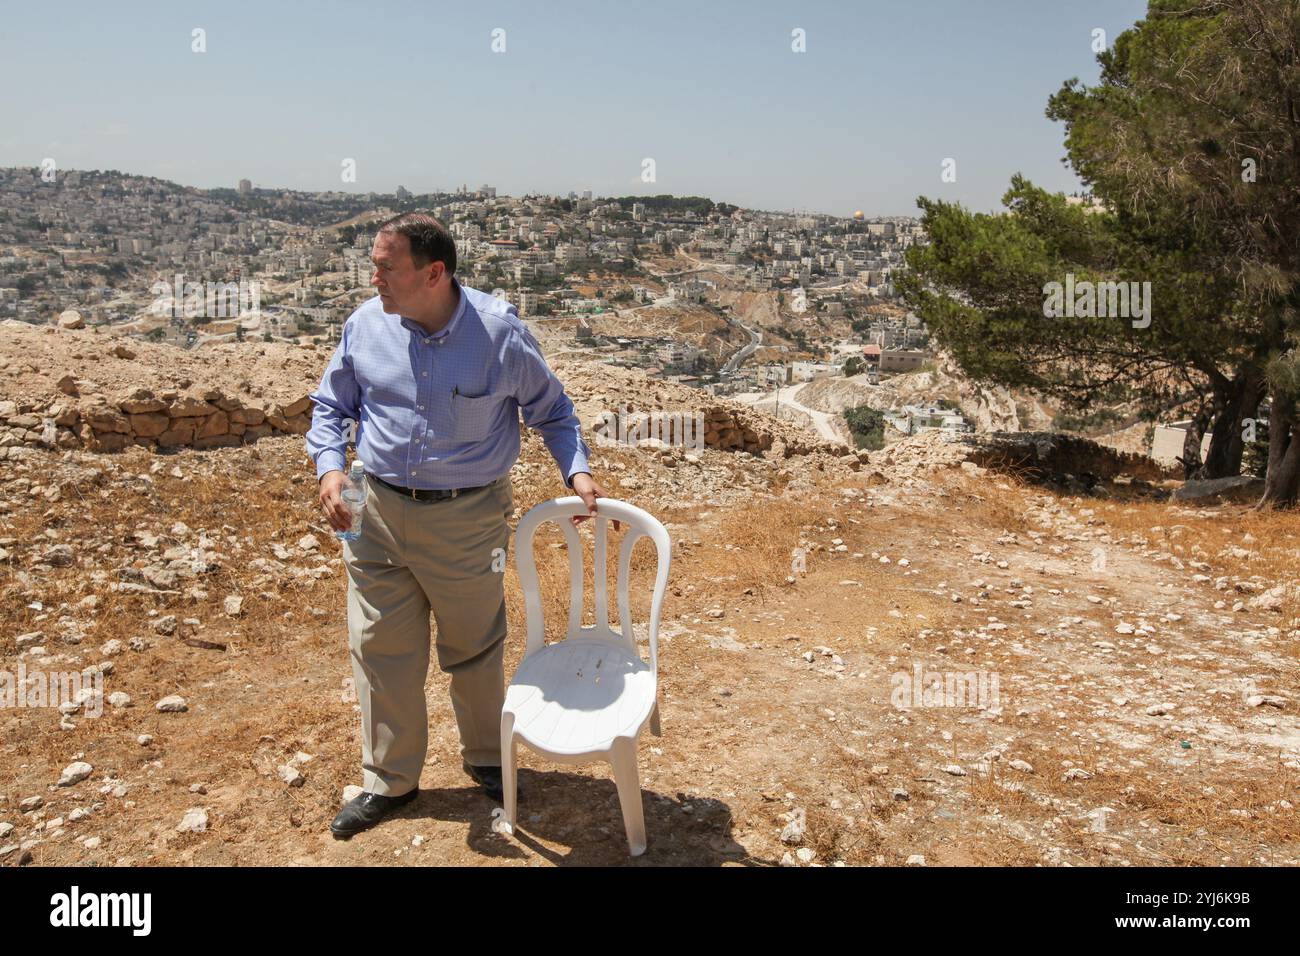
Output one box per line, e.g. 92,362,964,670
513,496,671,676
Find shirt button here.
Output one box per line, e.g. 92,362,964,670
410,470,416,476
417,404,425,410
421,371,428,377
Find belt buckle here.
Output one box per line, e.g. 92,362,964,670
410,486,417,501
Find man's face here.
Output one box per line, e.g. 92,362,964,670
371,231,443,315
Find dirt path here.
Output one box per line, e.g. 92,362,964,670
734,380,848,444
782,382,844,443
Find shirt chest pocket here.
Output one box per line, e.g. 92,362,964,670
449,391,505,442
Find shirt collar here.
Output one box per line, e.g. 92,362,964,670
399,278,466,341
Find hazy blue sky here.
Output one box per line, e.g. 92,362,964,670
0,0,1148,216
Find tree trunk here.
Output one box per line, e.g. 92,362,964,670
1202,369,1265,479
1256,392,1300,508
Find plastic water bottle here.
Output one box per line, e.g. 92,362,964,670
337,460,368,542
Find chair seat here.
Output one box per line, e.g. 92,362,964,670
505,640,656,756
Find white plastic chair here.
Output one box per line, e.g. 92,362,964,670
497,496,671,856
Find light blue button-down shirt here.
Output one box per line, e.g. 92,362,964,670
306,279,591,490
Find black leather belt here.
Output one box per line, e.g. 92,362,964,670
366,472,490,501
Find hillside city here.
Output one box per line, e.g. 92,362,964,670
0,168,935,400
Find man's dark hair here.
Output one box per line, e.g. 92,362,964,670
376,212,456,275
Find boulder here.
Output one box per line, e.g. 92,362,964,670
263,405,289,431
282,396,313,418
129,412,170,438
118,389,167,414
52,404,79,427
167,396,217,419
196,410,230,439
84,405,131,434
1170,475,1264,503
157,422,196,447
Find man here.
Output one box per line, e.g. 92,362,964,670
306,212,615,838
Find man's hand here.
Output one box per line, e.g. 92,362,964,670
319,470,351,533
570,472,620,532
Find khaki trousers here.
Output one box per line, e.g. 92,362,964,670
343,472,514,796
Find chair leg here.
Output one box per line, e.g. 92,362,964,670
649,700,662,737
497,713,516,836
610,737,647,856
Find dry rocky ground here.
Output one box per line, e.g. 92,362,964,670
1,336,1297,867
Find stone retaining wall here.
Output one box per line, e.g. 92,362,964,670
0,389,314,453
960,431,1177,483
591,404,834,457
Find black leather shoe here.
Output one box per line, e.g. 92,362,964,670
329,788,419,838
462,760,521,802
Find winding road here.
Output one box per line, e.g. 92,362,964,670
733,379,846,443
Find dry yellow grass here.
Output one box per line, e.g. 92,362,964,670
1101,501,1300,620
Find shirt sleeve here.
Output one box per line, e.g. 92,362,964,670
305,316,360,480
507,318,591,489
